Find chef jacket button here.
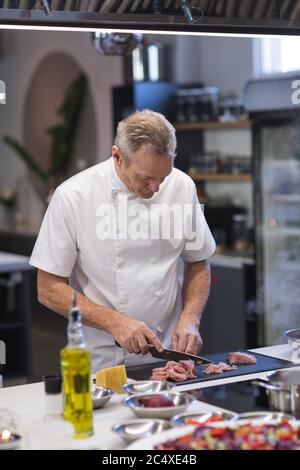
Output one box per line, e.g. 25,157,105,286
150,257,157,263
155,290,163,297
157,326,163,333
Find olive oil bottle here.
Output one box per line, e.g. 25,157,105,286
61,291,94,439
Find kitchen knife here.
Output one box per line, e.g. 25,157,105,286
148,345,212,365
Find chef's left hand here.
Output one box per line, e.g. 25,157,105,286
171,319,203,355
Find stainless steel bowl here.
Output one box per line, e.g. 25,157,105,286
253,368,300,418
122,391,194,419
112,419,172,443
171,410,237,427
123,381,175,395
91,386,114,409
284,329,300,358
232,411,294,422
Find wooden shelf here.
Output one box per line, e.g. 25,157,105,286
175,119,251,131
189,173,252,182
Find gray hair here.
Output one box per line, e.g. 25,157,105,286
115,109,177,160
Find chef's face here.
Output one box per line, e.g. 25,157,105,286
112,145,173,199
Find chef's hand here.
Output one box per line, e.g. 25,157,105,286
113,316,164,355
172,319,203,355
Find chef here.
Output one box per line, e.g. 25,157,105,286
30,109,216,371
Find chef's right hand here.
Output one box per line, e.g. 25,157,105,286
113,317,164,355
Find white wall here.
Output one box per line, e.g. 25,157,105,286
0,31,254,228
170,34,254,90
174,35,254,225
197,36,254,95
0,30,123,227
174,35,203,84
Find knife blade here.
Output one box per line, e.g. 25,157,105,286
148,345,211,365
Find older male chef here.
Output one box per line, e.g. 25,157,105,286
30,109,216,372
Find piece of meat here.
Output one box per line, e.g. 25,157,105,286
150,373,168,380
150,359,197,382
167,369,190,382
203,362,236,375
227,351,257,365
152,361,179,373
179,360,197,377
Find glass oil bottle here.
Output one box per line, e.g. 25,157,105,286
60,290,94,439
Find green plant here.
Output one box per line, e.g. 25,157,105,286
3,73,87,189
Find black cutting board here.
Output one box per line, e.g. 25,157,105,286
126,350,296,386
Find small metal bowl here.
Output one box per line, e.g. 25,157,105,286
123,381,175,395
284,329,300,349
112,419,172,443
91,386,115,409
232,411,294,423
122,391,194,419
171,410,237,427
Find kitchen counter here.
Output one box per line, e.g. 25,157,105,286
0,251,32,273
0,344,298,450
0,224,39,237
210,252,254,268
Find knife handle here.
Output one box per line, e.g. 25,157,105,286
148,345,161,358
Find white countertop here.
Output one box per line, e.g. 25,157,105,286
210,253,254,268
0,344,298,450
0,251,32,273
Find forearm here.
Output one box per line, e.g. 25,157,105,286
180,260,211,326
37,271,122,336
38,270,163,354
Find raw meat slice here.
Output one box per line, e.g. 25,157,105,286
150,359,197,382
227,351,257,365
179,360,197,377
203,362,236,375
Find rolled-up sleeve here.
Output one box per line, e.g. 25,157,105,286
29,187,77,277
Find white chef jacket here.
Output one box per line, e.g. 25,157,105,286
30,157,216,372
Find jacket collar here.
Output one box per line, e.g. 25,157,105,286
109,156,131,194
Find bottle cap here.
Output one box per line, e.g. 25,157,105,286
43,375,62,395
70,308,81,322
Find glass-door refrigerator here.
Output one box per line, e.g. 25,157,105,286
245,72,300,346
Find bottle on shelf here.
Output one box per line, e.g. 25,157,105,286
60,290,94,439
232,214,249,253
196,184,209,205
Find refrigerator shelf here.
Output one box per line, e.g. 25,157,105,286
272,262,300,272
264,227,300,236
264,160,300,167
271,194,300,203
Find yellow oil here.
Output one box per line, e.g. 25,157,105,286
61,346,94,439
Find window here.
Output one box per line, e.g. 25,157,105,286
256,36,300,76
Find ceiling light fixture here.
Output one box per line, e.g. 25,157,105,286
179,0,204,24
40,0,52,17
91,32,142,56
153,1,162,15
180,0,193,24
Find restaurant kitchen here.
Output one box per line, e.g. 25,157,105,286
0,0,300,453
